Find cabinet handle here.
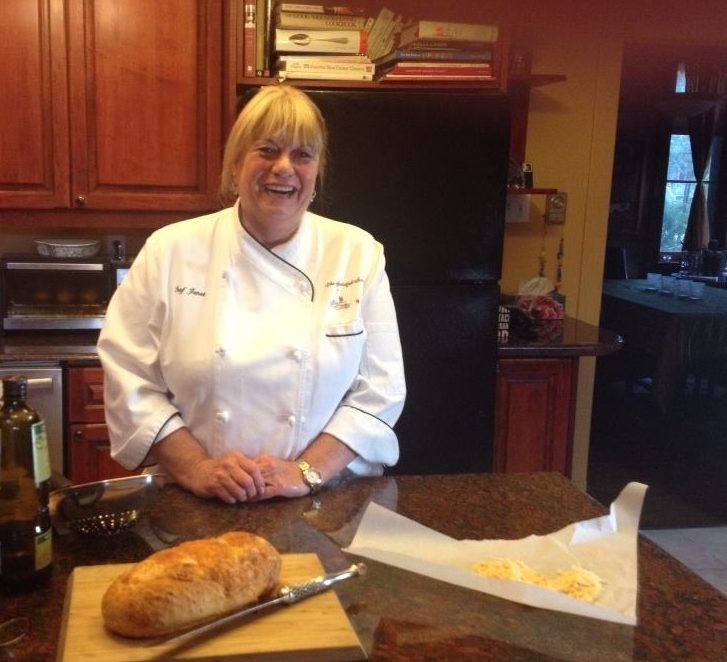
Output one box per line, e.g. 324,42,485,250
74,429,85,440
75,195,86,207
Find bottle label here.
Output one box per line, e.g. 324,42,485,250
35,528,52,571
31,421,51,484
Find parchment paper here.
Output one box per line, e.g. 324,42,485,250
343,481,648,625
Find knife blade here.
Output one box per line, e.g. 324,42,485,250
147,562,366,649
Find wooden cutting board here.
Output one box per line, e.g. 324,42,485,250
56,554,366,661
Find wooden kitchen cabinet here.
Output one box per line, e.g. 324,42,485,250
493,357,576,476
0,0,223,212
66,366,135,484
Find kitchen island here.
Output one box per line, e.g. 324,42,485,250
5,472,726,660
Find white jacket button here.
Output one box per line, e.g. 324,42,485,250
292,349,303,362
215,410,229,422
287,415,296,426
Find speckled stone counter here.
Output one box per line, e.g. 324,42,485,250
497,316,622,358
0,317,622,365
4,472,726,661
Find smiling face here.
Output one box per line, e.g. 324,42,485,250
220,86,328,248
235,136,319,248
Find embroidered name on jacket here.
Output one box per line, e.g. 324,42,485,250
174,285,206,297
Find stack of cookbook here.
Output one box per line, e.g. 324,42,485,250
272,3,375,81
374,18,498,82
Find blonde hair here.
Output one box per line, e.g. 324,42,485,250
220,85,328,206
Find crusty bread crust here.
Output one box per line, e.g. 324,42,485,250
101,531,282,637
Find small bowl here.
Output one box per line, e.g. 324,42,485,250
50,474,165,536
34,239,101,258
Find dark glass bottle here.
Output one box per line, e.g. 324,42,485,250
0,376,53,591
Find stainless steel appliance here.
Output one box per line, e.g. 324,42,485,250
0,364,64,477
0,255,128,331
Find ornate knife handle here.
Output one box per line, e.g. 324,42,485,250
280,563,367,604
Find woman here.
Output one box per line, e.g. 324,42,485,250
98,85,406,504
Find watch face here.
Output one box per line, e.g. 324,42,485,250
305,468,322,486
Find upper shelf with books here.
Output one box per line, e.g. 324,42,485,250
235,1,509,91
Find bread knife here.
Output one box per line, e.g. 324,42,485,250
147,562,366,648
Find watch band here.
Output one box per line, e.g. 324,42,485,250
297,459,323,494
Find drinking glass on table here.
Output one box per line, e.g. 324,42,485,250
660,275,675,295
676,279,691,298
689,281,706,300
646,272,660,291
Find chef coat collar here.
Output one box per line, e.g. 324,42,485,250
233,200,311,269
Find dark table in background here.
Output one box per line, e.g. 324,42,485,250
5,472,727,661
602,278,727,411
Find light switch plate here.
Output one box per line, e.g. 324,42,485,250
506,194,531,223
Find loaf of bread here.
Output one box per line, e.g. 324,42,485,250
101,531,281,637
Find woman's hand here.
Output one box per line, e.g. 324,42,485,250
253,454,309,500
151,429,266,504
190,452,266,504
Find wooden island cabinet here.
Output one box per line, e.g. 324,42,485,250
494,318,622,479
494,357,576,475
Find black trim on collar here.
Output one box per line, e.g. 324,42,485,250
245,229,315,303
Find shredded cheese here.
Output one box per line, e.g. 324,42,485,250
472,558,604,602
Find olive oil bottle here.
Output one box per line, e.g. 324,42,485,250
0,376,53,591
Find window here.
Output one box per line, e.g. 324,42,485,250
659,60,716,255
660,135,712,252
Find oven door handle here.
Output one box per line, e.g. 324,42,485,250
26,377,55,391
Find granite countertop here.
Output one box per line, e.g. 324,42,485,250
498,316,622,358
0,318,621,364
4,472,726,661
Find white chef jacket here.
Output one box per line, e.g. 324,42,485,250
97,205,406,476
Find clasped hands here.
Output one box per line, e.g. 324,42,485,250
188,451,309,504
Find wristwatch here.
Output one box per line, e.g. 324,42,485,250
297,459,323,495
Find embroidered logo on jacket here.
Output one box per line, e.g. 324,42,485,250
325,277,362,310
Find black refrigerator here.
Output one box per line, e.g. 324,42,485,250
309,90,510,475
245,88,511,474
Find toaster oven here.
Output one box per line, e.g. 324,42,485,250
0,255,126,331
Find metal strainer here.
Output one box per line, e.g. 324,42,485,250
50,474,164,536
68,509,141,535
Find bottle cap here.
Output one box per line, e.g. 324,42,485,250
1,375,27,400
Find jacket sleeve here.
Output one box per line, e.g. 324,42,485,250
97,241,180,470
322,244,406,475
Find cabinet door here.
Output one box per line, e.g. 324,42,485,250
68,423,135,484
67,366,106,423
0,0,70,208
494,358,576,476
66,0,223,211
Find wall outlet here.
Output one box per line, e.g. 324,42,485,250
106,235,127,260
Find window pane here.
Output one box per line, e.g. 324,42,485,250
666,134,695,180
661,182,694,250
